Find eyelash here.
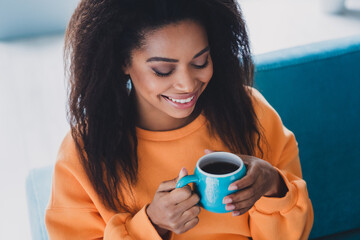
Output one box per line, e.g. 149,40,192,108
154,59,209,77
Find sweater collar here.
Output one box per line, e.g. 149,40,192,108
136,113,207,141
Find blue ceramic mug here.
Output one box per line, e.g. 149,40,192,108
176,152,246,213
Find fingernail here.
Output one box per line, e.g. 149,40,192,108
179,167,186,178
223,197,232,204
225,204,235,211
228,185,237,191
232,211,240,216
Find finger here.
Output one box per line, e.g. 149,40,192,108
176,193,200,213
170,185,193,204
157,178,179,192
225,194,260,212
177,167,188,181
182,217,199,233
232,206,253,216
224,185,257,204
157,168,188,192
204,149,214,154
228,164,258,191
180,205,201,223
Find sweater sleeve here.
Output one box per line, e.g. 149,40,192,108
103,205,170,239
248,89,314,240
45,134,165,240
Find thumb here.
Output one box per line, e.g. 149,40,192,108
204,149,214,154
176,167,188,183
157,168,189,192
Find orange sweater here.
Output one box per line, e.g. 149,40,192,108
45,88,313,239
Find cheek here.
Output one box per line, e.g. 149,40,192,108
200,63,214,84
134,75,169,96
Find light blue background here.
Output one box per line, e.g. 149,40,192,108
0,0,78,40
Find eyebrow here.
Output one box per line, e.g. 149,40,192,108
146,46,210,63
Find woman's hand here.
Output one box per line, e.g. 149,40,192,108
146,168,201,237
204,149,288,216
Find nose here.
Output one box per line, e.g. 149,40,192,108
173,68,196,93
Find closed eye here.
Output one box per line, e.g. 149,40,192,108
153,57,209,77
192,58,209,69
154,70,173,77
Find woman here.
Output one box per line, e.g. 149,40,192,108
45,0,314,239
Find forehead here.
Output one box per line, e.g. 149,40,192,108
134,20,209,59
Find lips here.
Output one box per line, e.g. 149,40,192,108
163,95,195,103
161,90,199,109
162,91,197,100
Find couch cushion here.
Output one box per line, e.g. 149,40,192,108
0,0,78,40
253,35,360,239
312,228,360,240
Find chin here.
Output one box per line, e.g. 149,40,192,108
167,107,196,119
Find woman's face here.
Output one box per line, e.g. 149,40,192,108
123,20,213,131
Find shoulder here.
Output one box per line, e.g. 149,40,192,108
52,131,93,196
245,86,281,123
55,131,84,173
49,131,101,211
245,86,299,165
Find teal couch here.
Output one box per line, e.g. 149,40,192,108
253,35,360,239
26,35,360,239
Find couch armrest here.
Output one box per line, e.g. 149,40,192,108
26,165,54,240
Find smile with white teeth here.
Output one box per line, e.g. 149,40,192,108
166,95,194,104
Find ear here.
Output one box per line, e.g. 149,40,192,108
122,67,130,75
122,64,130,75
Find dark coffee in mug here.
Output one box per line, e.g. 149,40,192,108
201,161,239,174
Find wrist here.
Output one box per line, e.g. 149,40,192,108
264,171,288,198
145,205,170,238
154,225,170,238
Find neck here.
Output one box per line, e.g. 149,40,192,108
136,107,201,131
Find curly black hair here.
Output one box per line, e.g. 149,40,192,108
65,0,264,212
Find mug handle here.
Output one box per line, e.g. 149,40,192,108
176,175,199,188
